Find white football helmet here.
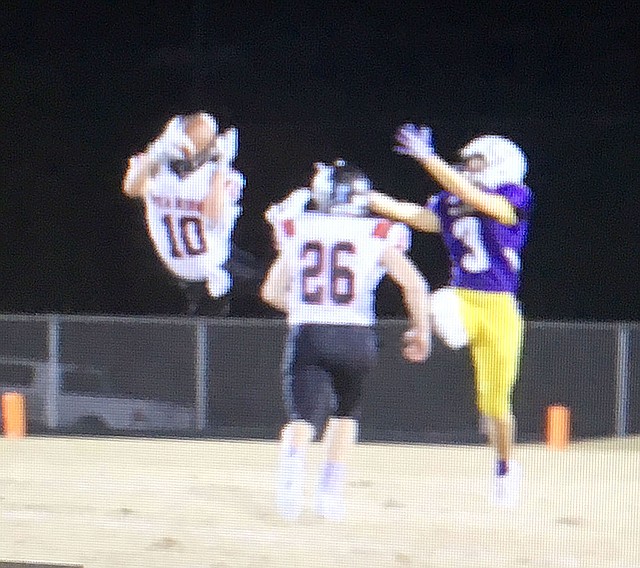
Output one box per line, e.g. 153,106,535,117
459,135,527,189
310,159,371,216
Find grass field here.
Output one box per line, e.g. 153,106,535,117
1,435,639,568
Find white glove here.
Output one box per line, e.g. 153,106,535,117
146,117,195,166
265,188,311,226
215,127,238,165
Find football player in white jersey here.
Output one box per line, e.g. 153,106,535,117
123,112,257,314
261,160,431,520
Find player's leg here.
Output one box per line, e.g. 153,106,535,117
471,294,524,506
205,241,265,314
277,325,330,519
277,419,315,520
315,325,375,520
203,231,235,299
225,244,266,298
175,279,230,316
316,416,358,521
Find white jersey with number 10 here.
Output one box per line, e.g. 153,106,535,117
277,212,410,326
144,160,241,282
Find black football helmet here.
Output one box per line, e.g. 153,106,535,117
310,159,371,216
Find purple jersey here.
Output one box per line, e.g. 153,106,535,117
428,184,533,293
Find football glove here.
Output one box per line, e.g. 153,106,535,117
394,123,435,161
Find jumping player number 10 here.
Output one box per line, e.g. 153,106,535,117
162,214,207,258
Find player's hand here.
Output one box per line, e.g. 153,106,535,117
216,127,238,165
394,124,435,161
147,117,195,165
402,328,430,363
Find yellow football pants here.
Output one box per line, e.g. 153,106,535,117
455,288,524,419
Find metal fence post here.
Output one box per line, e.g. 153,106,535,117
615,323,630,437
46,314,61,430
195,319,208,432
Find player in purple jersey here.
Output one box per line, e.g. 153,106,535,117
370,125,532,507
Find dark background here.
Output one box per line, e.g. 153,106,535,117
1,2,638,320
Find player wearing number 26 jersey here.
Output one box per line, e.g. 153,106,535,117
123,112,249,308
275,212,408,326
262,160,430,521
370,126,533,508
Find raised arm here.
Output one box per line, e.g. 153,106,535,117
380,246,431,363
395,125,518,226
202,166,244,224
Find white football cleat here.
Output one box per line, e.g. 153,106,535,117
315,487,346,521
277,474,304,521
492,460,522,508
276,448,306,521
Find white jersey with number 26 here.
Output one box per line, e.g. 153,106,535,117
144,160,241,283
277,211,410,326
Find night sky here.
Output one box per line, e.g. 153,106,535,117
1,2,638,320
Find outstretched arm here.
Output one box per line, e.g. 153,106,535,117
395,125,517,226
369,191,441,233
380,246,431,363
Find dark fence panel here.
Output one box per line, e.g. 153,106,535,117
207,320,288,438
59,318,196,403
628,327,640,435
0,318,48,360
205,319,621,442
361,322,477,442
515,322,618,439
2,315,632,441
